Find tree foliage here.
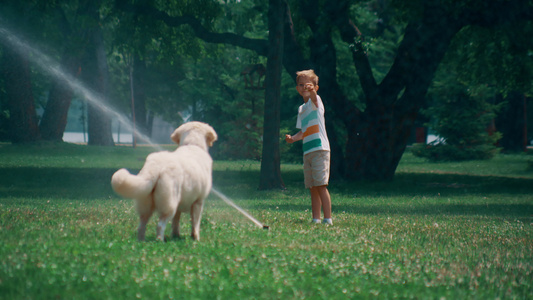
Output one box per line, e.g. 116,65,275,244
0,0,531,181
412,74,502,161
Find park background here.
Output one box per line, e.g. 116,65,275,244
0,0,532,299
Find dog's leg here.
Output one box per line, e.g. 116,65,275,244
136,198,153,241
171,211,181,238
156,213,175,242
190,198,204,241
138,213,151,241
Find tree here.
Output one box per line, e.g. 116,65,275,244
1,45,41,143
0,0,117,146
39,54,80,141
412,76,502,161
259,0,286,190
330,0,472,179
443,21,533,153
116,0,533,181
496,91,528,152
295,0,533,179
130,53,149,145
83,24,115,146
40,6,84,141
0,1,43,143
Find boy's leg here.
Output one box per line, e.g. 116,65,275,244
306,151,331,222
316,185,331,219
310,187,322,220
310,151,331,219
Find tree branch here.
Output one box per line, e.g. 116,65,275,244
327,0,378,100
282,1,313,77
115,0,268,56
380,2,463,109
461,0,533,28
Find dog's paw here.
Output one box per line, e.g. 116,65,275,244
156,235,168,242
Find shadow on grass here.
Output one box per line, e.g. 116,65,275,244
335,172,533,196
213,170,533,218
215,169,533,195
2,167,532,219
0,167,119,200
250,202,533,218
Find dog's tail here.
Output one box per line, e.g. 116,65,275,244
111,168,155,199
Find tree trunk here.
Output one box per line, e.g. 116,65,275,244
83,24,114,146
132,54,149,142
39,5,81,142
299,2,347,179
333,2,462,180
1,46,41,143
40,55,79,141
259,0,286,190
496,91,527,152
345,104,417,180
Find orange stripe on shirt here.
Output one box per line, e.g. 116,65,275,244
303,124,319,138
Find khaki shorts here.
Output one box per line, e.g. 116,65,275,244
303,150,330,188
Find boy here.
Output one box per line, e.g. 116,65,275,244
285,70,332,225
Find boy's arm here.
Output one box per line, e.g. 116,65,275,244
305,83,319,107
309,90,318,108
285,131,303,144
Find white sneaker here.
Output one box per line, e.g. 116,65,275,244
322,218,333,225
312,218,321,224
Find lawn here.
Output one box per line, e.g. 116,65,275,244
0,143,532,299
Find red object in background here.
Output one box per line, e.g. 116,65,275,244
415,127,426,144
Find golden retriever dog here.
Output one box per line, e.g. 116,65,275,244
111,121,217,241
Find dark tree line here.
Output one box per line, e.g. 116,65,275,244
116,0,533,181
1,0,532,186
1,1,115,146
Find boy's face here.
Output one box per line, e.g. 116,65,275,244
296,76,319,102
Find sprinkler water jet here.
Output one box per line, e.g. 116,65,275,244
0,23,268,230
211,188,268,230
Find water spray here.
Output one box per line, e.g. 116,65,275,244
0,25,160,150
212,188,269,230
0,24,268,230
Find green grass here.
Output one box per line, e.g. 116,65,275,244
0,143,532,299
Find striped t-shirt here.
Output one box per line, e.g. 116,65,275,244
296,95,330,155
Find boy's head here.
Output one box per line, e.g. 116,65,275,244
296,70,319,101
296,70,319,86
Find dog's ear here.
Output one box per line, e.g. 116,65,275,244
170,127,182,145
205,126,218,147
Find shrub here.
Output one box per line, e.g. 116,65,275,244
412,80,502,161
411,142,500,161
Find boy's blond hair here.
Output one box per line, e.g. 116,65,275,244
296,69,319,86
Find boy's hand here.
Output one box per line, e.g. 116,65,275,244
305,83,316,94
285,134,294,144
286,131,302,143
304,83,318,107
